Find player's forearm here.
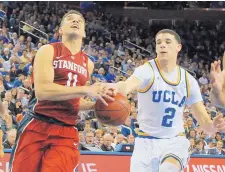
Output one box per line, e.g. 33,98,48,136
35,83,89,101
79,99,95,111
191,101,215,133
114,80,138,95
198,117,214,132
116,81,130,95
210,88,225,108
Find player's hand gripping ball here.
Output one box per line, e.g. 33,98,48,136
95,93,131,126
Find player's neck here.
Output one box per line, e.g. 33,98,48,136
62,37,82,55
156,58,177,73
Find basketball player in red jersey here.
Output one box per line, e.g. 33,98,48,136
9,10,115,172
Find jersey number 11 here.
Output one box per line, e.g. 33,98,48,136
66,72,78,87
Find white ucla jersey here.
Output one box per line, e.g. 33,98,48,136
133,58,202,138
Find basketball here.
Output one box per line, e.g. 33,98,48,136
95,93,131,126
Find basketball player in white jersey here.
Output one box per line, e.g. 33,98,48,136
111,29,225,172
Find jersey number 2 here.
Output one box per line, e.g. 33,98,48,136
66,72,78,87
161,108,176,127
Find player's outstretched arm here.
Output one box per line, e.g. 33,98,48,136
191,101,216,133
188,73,225,133
79,60,96,110
191,102,225,133
114,76,142,95
79,98,95,110
33,45,113,105
110,62,153,95
210,60,225,108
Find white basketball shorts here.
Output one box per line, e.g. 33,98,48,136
130,136,190,172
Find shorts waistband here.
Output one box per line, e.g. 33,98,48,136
137,130,185,139
26,110,75,127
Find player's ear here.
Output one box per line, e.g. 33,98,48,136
83,31,86,38
177,44,182,53
58,27,63,36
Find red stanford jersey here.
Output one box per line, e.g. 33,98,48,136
33,42,89,125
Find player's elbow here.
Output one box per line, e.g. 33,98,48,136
34,84,50,101
35,90,47,101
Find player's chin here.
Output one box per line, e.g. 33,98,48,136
158,54,169,60
68,31,83,38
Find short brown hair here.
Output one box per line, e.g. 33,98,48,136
156,29,181,44
60,10,85,26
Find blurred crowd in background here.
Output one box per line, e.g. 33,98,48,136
0,1,224,155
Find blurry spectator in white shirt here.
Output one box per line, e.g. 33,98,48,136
199,73,209,85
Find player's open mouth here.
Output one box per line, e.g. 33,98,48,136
71,25,79,29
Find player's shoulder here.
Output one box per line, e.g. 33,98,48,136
136,60,154,71
180,67,198,85
38,44,54,53
35,44,55,60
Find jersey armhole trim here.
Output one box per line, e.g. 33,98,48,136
138,62,155,93
185,71,190,98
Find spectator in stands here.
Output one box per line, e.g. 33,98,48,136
215,132,223,141
4,91,16,116
13,74,25,88
198,73,209,85
10,88,17,103
3,56,16,73
192,139,207,155
188,129,197,140
9,65,18,82
3,75,13,90
187,117,195,129
105,67,116,83
10,32,19,46
85,131,95,145
101,134,114,151
95,129,103,141
1,101,13,130
216,140,225,155
1,48,11,61
19,49,31,70
115,134,124,146
107,126,118,138
79,131,85,144
94,67,107,82
0,107,8,134
49,33,60,43
198,131,208,145
189,138,196,154
127,134,135,144
3,128,17,149
121,117,136,137
26,36,35,49
205,138,217,150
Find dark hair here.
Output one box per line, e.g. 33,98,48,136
60,10,84,26
156,29,181,44
196,139,205,148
